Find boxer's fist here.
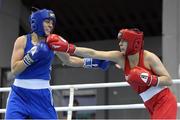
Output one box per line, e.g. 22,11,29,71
83,58,110,71
128,66,158,86
23,41,49,66
46,34,75,54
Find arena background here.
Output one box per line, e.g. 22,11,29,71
0,0,179,119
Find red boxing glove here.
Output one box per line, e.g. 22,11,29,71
128,66,159,86
46,34,76,54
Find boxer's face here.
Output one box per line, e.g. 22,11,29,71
43,19,54,36
119,39,128,54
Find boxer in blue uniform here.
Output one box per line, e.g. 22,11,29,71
5,9,110,119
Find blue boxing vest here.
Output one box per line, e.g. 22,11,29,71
16,34,54,80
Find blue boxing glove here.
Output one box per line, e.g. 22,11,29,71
23,41,49,66
83,58,110,71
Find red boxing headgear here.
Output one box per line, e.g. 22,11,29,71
118,28,143,55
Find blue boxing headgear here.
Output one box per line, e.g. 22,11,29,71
30,9,56,36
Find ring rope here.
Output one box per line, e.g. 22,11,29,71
0,79,180,120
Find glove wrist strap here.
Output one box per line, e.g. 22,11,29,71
148,75,159,86
83,58,93,68
67,44,76,54
23,54,34,66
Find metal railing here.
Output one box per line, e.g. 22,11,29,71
0,79,180,120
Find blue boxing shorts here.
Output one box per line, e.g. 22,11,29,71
5,85,57,119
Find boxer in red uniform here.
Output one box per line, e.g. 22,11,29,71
47,28,177,119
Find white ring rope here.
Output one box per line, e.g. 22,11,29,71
1,79,180,92
0,79,180,119
0,81,129,92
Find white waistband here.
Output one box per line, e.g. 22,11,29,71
13,79,50,89
139,86,166,102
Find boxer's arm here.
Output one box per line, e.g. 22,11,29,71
148,52,172,86
11,36,27,76
74,47,123,63
56,52,110,70
56,52,84,67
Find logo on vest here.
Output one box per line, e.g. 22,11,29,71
140,73,149,83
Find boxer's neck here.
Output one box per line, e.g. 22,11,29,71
31,32,46,44
127,52,139,66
